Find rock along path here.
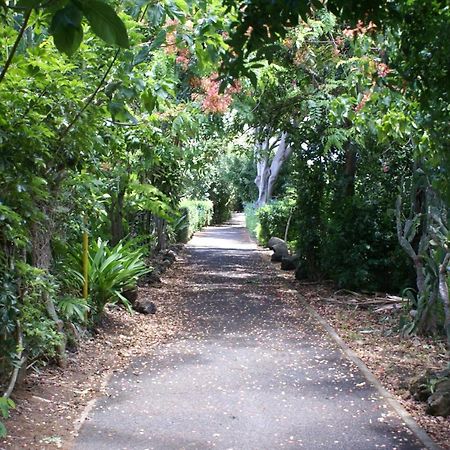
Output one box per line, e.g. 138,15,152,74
73,214,428,450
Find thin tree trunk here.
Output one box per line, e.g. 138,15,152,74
267,132,293,201
343,141,357,197
438,252,450,347
110,190,125,246
255,132,293,207
31,204,67,368
155,216,167,251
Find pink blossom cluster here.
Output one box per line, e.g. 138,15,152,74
376,62,391,78
355,91,372,112
191,74,241,113
164,19,179,55
343,20,377,38
176,48,190,69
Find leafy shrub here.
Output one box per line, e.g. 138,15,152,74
176,199,213,243
57,296,90,323
255,197,296,247
323,196,410,292
208,170,236,224
0,273,20,382
64,238,150,319
19,265,63,361
0,397,15,438
88,239,150,318
244,203,260,239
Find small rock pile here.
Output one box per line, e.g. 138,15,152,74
123,244,184,315
410,368,450,417
267,236,302,274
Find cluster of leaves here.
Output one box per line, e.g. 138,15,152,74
62,238,150,319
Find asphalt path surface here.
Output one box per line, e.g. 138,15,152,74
73,214,426,450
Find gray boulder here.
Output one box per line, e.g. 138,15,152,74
133,300,157,315
268,237,286,250
427,379,450,417
271,243,289,262
281,254,300,271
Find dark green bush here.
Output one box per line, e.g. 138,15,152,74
176,200,213,243
209,173,236,224
323,197,410,292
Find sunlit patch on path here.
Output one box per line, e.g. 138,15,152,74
74,214,425,449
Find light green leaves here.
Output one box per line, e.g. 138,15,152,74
49,0,129,56
0,398,15,438
142,90,157,113
79,0,129,49
50,4,84,56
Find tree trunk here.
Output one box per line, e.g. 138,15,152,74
255,132,293,207
438,253,450,347
31,203,67,368
155,216,167,251
110,190,125,245
343,141,357,197
267,132,293,201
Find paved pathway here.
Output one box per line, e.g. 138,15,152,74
74,214,426,450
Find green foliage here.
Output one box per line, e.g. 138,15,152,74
19,265,63,361
0,273,19,379
81,238,150,319
57,296,90,323
256,197,296,247
324,197,409,291
243,203,260,240
176,200,213,243
0,397,15,438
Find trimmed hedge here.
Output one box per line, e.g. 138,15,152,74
176,199,213,243
245,198,296,248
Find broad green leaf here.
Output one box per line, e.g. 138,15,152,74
50,4,84,56
173,0,189,13
149,29,167,51
80,0,129,48
147,3,165,26
141,90,157,113
108,101,136,123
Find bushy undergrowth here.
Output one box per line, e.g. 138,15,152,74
244,198,297,249
176,199,213,243
245,196,410,292
244,203,260,239
256,198,296,247
63,238,150,320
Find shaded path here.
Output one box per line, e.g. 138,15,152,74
74,214,426,449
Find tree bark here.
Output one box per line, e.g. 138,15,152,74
438,252,450,347
31,203,67,368
254,131,293,207
110,190,125,246
267,132,293,201
343,141,357,197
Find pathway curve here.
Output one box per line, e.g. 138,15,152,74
74,214,427,450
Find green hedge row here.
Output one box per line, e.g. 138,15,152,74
244,199,296,248
176,199,214,243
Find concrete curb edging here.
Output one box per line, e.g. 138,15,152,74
300,297,441,450
69,369,115,449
